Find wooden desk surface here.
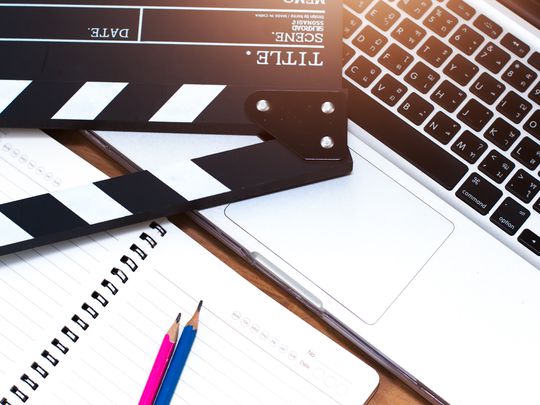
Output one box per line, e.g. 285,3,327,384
53,131,429,405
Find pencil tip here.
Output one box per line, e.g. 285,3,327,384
197,300,203,312
176,313,182,323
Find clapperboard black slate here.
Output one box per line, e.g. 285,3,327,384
0,0,342,133
0,0,352,257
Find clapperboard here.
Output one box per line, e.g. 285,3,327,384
0,0,352,256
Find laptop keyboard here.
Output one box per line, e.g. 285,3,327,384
342,0,540,260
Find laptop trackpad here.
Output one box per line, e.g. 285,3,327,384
225,148,454,324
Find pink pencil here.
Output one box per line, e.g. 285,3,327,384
139,313,181,405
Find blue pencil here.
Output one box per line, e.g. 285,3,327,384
154,301,203,405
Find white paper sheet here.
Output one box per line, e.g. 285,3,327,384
0,129,378,405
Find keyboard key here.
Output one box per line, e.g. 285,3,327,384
525,111,540,141
456,173,502,215
470,73,505,105
392,18,426,49
398,93,434,125
447,0,475,20
425,111,461,144
397,0,432,19
529,52,540,71
484,118,520,151
343,43,356,66
353,26,388,57
431,80,466,112
417,36,452,67
344,0,374,13
479,150,515,183
473,15,503,39
529,82,540,104
423,6,458,38
452,130,488,163
366,1,401,31
378,43,414,75
343,9,362,39
502,61,538,92
518,229,540,256
535,199,540,213
501,33,530,58
490,197,530,236
345,81,468,190
506,169,540,203
512,137,540,170
346,56,382,87
497,91,533,124
345,0,375,13
371,74,408,106
444,54,479,86
458,99,494,131
449,25,484,56
475,42,511,74
405,62,440,93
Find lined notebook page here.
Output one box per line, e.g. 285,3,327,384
0,129,147,389
31,222,378,405
0,129,377,404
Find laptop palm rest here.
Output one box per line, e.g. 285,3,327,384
225,148,454,324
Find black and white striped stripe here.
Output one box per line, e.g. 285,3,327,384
0,80,242,132
0,80,31,113
0,141,353,256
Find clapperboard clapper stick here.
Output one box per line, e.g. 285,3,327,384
0,0,352,255
0,91,352,256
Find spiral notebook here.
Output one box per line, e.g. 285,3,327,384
0,129,378,405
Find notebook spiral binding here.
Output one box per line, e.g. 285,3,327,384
0,221,168,405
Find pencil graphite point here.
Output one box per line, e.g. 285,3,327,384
168,314,181,343
187,301,203,330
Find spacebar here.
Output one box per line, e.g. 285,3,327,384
346,82,468,190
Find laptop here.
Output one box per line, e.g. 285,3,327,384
90,0,540,402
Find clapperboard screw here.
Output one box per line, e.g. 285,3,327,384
321,101,335,115
321,136,335,150
256,100,271,112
